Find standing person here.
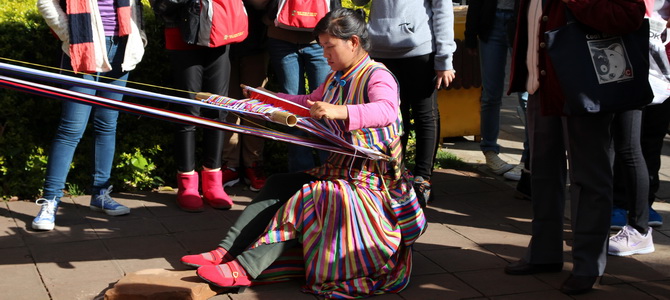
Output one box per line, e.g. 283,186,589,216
353,0,457,207
464,0,529,179
32,0,147,231
503,0,647,295
180,8,426,297
253,0,341,172
221,1,269,192
150,0,233,212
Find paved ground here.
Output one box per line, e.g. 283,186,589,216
1,95,669,300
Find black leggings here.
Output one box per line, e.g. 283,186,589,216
168,47,230,172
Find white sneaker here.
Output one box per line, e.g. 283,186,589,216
484,151,514,175
504,163,525,181
32,197,58,231
608,225,654,256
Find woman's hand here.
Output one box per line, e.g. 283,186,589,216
307,100,348,120
435,69,456,90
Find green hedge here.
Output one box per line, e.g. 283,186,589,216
1,0,455,201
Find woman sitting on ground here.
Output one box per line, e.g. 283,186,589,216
180,8,426,298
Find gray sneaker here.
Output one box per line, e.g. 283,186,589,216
484,151,514,175
608,225,654,256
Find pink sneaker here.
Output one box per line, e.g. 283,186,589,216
244,163,266,192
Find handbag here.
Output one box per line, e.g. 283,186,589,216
545,15,653,115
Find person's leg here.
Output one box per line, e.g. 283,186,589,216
302,42,330,164
478,16,510,155
90,36,129,193
611,110,649,233
524,94,567,265
201,46,230,170
641,100,670,206
268,38,317,172
378,55,438,180
564,111,614,277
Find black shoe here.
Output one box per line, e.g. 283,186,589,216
504,259,563,275
514,170,531,200
413,176,431,208
560,274,598,295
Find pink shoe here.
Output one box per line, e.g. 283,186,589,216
197,260,252,290
201,170,233,209
177,172,204,212
181,247,233,268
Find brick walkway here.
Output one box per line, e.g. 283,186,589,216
1,95,669,299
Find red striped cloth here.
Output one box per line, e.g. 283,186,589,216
67,0,132,73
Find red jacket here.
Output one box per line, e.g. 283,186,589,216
508,0,647,115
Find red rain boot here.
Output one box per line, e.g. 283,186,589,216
201,169,233,209
177,172,204,212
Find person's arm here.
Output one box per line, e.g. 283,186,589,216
345,70,399,130
36,0,68,43
431,0,457,89
565,0,646,34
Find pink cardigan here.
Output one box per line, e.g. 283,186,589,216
277,70,399,131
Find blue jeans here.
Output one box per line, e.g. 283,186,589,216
479,10,528,155
43,36,129,201
268,38,330,172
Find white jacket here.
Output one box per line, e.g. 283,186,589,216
37,0,147,72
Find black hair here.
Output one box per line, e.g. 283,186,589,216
313,8,370,51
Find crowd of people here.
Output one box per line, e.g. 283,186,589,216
28,0,668,298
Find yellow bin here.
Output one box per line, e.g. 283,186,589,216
438,5,481,141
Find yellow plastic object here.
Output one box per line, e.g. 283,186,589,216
437,88,481,140
437,5,482,141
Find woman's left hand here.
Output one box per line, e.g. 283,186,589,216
435,69,456,90
307,100,348,120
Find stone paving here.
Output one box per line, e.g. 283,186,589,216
1,96,669,300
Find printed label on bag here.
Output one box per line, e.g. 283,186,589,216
587,36,634,84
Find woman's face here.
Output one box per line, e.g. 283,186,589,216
319,33,357,72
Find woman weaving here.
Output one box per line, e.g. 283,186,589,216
180,8,426,298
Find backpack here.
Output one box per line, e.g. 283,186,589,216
274,0,331,31
198,0,249,47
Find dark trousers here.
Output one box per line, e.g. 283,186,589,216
612,109,649,233
218,172,317,278
168,46,230,172
641,100,670,205
525,94,613,276
375,54,440,180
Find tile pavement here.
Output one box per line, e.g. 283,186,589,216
1,95,669,300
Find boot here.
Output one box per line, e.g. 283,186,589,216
201,169,233,209
177,172,204,212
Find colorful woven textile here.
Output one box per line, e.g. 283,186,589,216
248,56,426,298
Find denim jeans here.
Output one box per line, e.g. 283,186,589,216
43,36,129,201
479,10,528,155
267,38,330,172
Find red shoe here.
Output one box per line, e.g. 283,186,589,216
244,163,266,192
221,165,240,187
197,260,252,290
181,247,234,268
201,170,233,209
177,172,204,212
